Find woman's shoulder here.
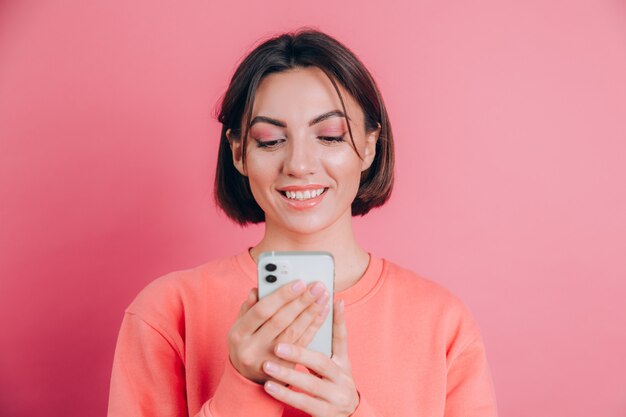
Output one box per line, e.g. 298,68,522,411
125,254,247,320
379,258,480,330
381,259,458,300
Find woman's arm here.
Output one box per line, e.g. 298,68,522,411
107,312,285,417
444,331,498,417
108,279,329,417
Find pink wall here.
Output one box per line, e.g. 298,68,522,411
1,0,625,415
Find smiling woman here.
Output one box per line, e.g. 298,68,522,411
107,29,498,417
227,67,380,240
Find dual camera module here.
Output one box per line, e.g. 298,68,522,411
264,263,278,283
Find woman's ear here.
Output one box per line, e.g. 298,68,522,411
361,123,381,172
227,128,247,176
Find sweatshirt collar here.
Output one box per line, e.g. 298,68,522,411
234,248,384,307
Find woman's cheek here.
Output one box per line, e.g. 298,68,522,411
323,147,362,170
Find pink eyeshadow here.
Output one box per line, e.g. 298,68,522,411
318,129,345,136
250,127,281,140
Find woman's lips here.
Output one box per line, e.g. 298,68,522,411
278,187,328,210
283,188,325,200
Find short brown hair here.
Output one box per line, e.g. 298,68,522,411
215,28,394,225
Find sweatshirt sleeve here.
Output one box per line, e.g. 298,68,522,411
444,331,498,417
107,312,284,417
349,336,497,417
349,393,385,417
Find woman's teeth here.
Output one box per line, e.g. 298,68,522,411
284,188,325,200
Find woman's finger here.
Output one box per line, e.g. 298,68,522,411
331,299,349,361
263,360,335,402
264,379,327,417
253,283,327,342
237,288,258,319
273,343,340,381
276,292,328,345
296,304,330,347
236,280,307,334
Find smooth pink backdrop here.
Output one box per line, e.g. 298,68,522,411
1,1,625,416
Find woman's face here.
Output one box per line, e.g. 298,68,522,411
229,66,379,236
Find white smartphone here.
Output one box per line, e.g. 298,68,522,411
257,251,334,357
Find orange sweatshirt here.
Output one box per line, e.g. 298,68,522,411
108,251,497,416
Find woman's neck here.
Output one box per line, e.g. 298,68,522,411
249,216,370,292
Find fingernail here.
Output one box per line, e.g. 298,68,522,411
316,291,329,305
265,381,278,394
291,280,305,293
337,299,344,313
276,343,291,357
310,282,325,296
264,361,279,374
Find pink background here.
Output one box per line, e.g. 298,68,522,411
1,0,625,415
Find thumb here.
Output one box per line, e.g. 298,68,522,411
237,288,258,318
331,299,349,362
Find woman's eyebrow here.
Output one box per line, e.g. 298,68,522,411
249,110,350,128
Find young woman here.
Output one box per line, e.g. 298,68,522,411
108,29,498,417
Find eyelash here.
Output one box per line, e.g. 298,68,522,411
254,135,345,148
255,139,284,148
318,135,345,143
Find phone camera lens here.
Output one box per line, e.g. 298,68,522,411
265,275,277,283
265,263,277,272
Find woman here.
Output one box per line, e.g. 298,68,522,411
108,29,498,417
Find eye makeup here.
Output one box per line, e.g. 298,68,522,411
249,126,282,140
255,140,282,149
249,119,348,146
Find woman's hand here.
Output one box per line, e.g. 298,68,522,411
228,280,330,384
261,299,360,417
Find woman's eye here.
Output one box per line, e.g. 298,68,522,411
255,139,284,148
318,135,345,143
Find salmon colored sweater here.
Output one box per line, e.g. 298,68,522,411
108,251,497,416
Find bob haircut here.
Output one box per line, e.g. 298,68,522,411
215,28,394,225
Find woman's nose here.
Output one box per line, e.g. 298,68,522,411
282,136,317,177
